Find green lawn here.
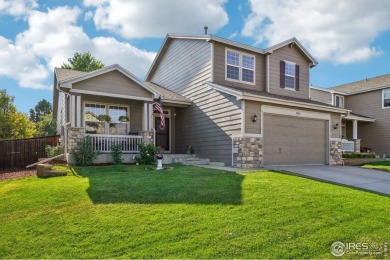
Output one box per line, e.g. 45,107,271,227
361,161,390,172
0,165,389,259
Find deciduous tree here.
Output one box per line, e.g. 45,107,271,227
61,52,104,72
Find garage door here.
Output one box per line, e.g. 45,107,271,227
263,114,327,165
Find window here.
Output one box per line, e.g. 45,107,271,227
335,95,344,108
285,62,296,89
280,61,299,90
109,106,128,135
84,103,129,135
226,49,255,84
383,89,390,108
85,104,106,134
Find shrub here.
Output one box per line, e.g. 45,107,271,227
342,153,375,158
72,136,100,166
134,142,160,165
111,144,124,164
45,144,65,158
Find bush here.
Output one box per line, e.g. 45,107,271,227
342,153,375,158
134,143,160,165
72,136,100,166
111,144,124,164
45,144,65,158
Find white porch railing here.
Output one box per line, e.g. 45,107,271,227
88,134,143,153
341,139,355,152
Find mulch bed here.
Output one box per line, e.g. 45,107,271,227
0,169,37,182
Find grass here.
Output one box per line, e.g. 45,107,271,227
361,161,390,172
0,164,389,259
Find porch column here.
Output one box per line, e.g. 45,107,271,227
148,103,153,130
76,95,81,127
70,95,76,127
142,102,148,131
353,120,358,139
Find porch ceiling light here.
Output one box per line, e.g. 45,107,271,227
334,123,339,129
252,114,258,123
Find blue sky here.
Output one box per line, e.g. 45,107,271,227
1,0,390,113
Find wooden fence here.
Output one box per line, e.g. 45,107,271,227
0,135,60,171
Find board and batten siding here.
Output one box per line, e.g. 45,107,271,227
149,39,212,95
310,89,333,105
345,90,389,156
175,85,242,165
245,100,261,134
212,42,266,92
73,70,152,98
268,45,310,99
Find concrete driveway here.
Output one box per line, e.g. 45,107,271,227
266,165,390,196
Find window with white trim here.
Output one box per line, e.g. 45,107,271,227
383,89,390,108
285,62,295,89
226,49,255,84
335,95,344,108
84,103,129,135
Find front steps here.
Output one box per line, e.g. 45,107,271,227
172,154,225,166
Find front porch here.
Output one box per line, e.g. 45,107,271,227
341,113,375,153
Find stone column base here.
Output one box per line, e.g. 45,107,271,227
233,136,263,168
353,139,361,153
330,139,343,165
140,131,154,145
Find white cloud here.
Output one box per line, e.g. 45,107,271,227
0,5,156,89
0,36,49,89
0,0,37,17
242,0,390,64
83,0,228,38
228,31,238,39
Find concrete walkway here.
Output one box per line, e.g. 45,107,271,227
266,165,390,196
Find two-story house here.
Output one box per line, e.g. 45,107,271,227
53,33,348,168
311,74,390,157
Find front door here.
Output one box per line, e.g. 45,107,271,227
155,117,170,152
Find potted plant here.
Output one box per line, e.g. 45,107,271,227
97,114,111,123
119,115,129,122
186,145,193,155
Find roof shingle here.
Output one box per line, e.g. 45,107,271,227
330,74,390,93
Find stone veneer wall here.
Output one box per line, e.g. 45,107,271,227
330,139,343,165
140,131,154,144
233,136,263,168
354,139,361,153
67,127,84,152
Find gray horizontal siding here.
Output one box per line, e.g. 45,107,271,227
311,88,332,105
269,45,310,99
331,113,341,139
245,100,261,134
175,84,242,165
73,70,152,98
150,39,212,94
213,42,266,92
345,90,390,156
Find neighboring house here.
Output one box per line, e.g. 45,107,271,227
53,33,348,168
311,74,390,156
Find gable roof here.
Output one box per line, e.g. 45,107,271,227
330,74,390,94
56,64,161,98
146,34,318,81
145,82,191,105
55,67,87,82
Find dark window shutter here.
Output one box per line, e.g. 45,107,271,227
295,64,299,91
280,60,285,88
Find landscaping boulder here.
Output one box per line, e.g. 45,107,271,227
36,164,67,178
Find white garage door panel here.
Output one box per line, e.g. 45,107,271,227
264,114,327,165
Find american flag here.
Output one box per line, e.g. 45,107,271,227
154,96,165,130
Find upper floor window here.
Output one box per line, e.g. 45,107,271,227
383,89,390,108
226,49,255,84
280,60,299,91
335,95,344,108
